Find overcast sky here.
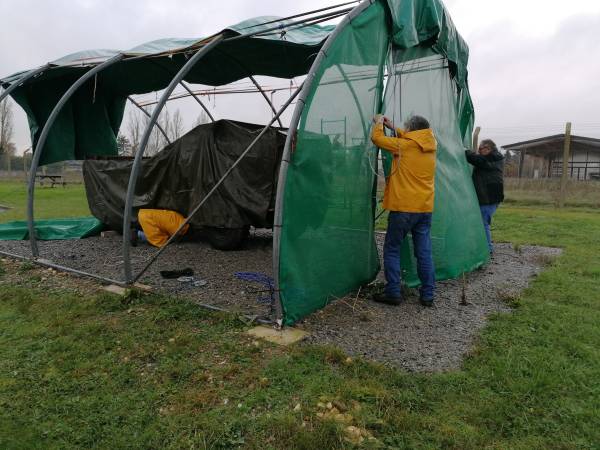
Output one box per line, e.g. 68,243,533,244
1,0,599,152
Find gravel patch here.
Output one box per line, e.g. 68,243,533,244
0,232,561,372
298,237,561,372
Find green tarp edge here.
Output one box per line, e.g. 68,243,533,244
0,217,103,240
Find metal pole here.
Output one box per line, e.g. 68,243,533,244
0,64,51,104
127,96,171,145
248,75,283,128
27,54,125,257
0,249,126,286
131,83,303,283
336,64,367,140
122,35,224,283
226,7,354,42
179,81,215,122
271,0,374,327
559,122,572,208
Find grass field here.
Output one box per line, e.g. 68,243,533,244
0,180,90,223
1,179,599,448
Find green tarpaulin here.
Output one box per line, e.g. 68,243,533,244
0,217,103,240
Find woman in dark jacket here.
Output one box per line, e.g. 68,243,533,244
465,139,504,253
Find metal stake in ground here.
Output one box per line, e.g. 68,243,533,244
131,82,304,284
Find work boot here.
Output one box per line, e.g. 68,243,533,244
373,293,403,306
130,229,138,247
419,297,434,307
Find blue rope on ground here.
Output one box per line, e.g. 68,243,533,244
234,272,274,304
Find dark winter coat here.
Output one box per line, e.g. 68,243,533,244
465,150,505,205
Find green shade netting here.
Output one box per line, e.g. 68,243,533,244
278,0,486,325
0,217,103,240
279,1,389,325
381,47,489,287
0,17,335,166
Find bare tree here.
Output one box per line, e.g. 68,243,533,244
0,97,15,157
125,105,186,156
193,110,211,128
168,109,184,140
126,109,143,156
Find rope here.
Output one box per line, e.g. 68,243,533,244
235,272,275,304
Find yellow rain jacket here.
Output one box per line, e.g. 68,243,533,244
138,209,189,248
371,123,437,213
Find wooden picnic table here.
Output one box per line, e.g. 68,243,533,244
36,174,67,187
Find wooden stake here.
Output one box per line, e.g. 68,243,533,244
472,126,481,151
559,122,572,208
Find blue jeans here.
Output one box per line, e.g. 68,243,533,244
480,204,499,253
383,212,435,300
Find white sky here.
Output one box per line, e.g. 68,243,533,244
1,0,599,152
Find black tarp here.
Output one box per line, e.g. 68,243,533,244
83,119,286,231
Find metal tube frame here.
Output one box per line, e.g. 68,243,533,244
131,83,303,284
122,35,225,283
271,0,374,327
0,64,51,104
179,81,215,122
0,248,274,325
248,75,283,128
127,96,172,145
27,54,125,257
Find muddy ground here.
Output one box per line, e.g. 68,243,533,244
0,232,560,372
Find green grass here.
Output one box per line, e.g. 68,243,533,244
1,188,600,447
0,180,90,223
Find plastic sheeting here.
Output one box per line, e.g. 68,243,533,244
83,120,285,231
0,217,103,240
278,1,389,325
0,17,334,166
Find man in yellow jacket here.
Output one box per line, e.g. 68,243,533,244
371,114,437,306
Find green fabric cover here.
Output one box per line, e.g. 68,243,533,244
0,18,335,166
0,217,103,240
279,1,389,325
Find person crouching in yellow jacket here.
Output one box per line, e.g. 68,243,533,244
370,114,437,307
135,209,190,248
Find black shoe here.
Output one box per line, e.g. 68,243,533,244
419,297,434,307
130,229,138,247
373,293,403,306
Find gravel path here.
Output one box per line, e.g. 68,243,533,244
0,233,560,372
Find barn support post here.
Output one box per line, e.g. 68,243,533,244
559,122,572,208
127,97,172,145
0,64,51,104
122,35,224,283
131,82,304,284
271,0,374,327
26,54,125,257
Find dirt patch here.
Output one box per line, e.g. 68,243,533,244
0,233,560,372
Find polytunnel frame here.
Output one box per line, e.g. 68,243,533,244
0,0,373,327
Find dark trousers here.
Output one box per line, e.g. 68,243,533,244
383,211,435,300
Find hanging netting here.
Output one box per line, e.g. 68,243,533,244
278,1,389,325
381,46,489,287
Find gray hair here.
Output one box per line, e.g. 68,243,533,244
404,115,430,132
479,139,498,152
